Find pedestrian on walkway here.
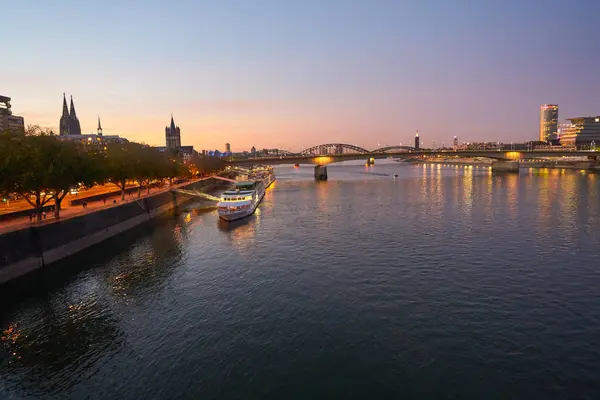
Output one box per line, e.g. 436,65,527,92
29,214,32,222
42,211,46,220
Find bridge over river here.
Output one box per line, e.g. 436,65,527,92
225,144,600,179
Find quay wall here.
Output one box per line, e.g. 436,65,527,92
0,178,221,284
418,159,600,171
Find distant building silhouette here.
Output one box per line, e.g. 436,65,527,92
225,143,231,153
165,115,181,149
59,93,82,136
156,115,198,161
156,145,197,163
414,131,420,150
0,95,24,134
58,112,127,146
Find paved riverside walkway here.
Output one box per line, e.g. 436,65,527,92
0,177,214,234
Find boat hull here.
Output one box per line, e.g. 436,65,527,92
218,173,274,221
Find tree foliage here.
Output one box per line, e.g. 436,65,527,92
0,126,206,222
0,126,101,221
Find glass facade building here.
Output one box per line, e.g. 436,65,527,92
559,116,600,148
539,104,558,142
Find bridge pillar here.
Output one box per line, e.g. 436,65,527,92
491,160,520,173
314,165,328,181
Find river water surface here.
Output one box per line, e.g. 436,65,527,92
1,161,600,399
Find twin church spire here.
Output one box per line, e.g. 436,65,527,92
59,93,82,136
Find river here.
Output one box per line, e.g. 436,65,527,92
1,161,600,399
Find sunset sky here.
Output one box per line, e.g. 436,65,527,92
4,0,600,152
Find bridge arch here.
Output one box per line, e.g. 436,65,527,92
300,143,369,156
372,145,415,153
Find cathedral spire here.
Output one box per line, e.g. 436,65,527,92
69,95,77,119
170,114,176,131
97,116,103,136
60,93,70,135
68,95,82,136
62,93,69,117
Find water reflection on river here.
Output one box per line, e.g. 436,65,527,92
1,161,600,399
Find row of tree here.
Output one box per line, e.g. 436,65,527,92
0,126,223,222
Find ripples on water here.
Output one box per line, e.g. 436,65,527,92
1,162,600,399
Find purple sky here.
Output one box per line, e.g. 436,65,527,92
3,0,600,151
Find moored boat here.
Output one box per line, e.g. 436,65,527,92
217,167,275,221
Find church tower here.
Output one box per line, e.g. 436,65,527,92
59,93,70,135
165,114,181,150
97,116,103,136
68,95,82,136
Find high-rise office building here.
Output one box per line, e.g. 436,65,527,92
539,104,558,142
414,131,420,150
165,115,181,149
453,135,458,149
0,95,24,134
225,143,231,153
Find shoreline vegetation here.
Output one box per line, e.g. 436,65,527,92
0,125,224,223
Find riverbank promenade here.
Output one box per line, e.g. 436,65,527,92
0,177,215,235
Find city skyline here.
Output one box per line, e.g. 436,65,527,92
4,0,600,151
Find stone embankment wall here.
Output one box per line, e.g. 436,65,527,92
0,178,221,284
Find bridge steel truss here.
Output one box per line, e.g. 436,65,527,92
299,143,370,156
371,145,415,153
250,144,416,158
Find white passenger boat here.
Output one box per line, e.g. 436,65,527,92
217,167,275,221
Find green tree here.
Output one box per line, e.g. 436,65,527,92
132,145,164,197
47,140,103,218
192,153,224,175
0,126,85,222
152,151,186,186
104,142,139,200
